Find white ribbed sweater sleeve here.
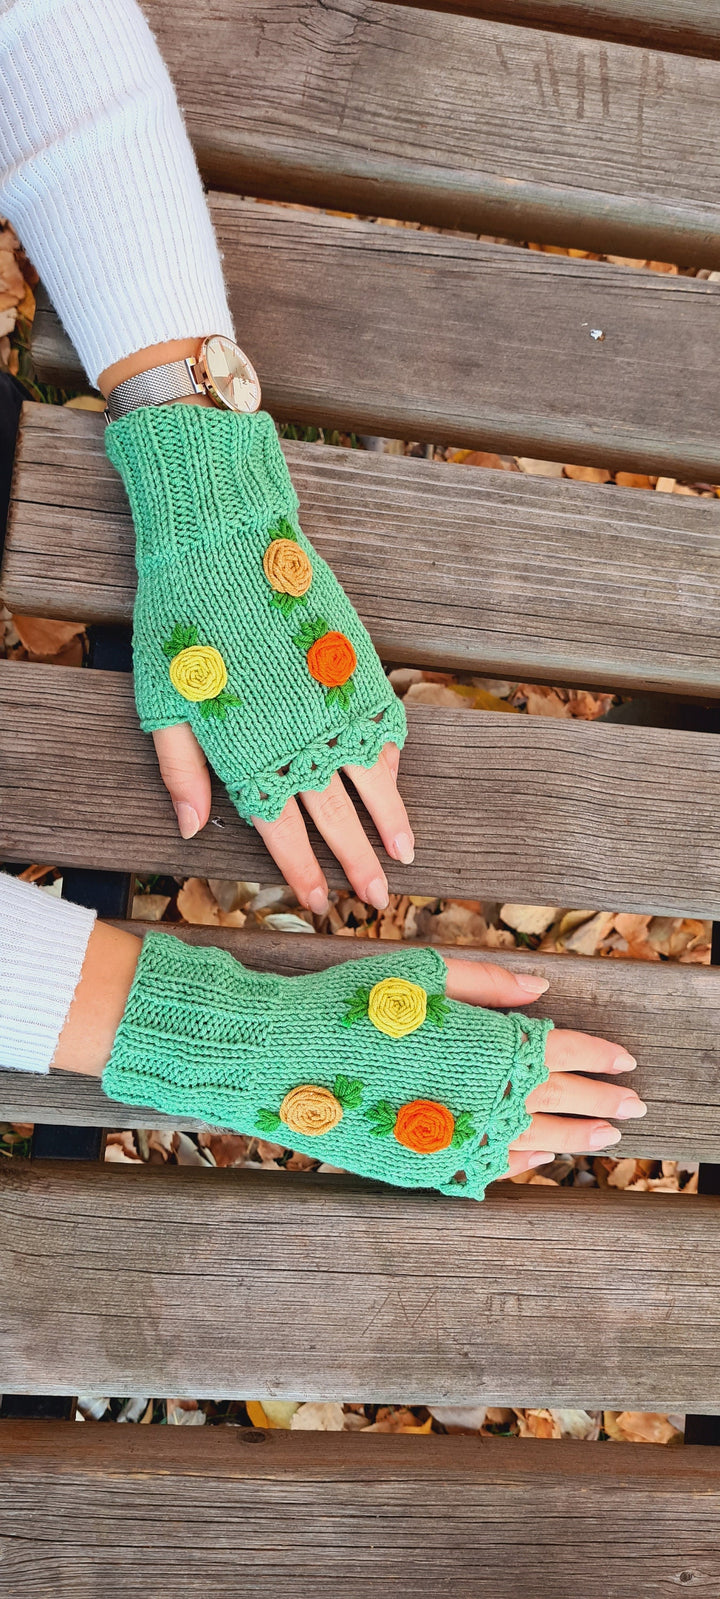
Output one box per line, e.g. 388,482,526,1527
0,0,235,386
0,874,96,1073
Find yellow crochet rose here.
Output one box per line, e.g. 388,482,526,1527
279,1084,344,1135
263,537,313,597
368,977,427,1039
169,645,228,703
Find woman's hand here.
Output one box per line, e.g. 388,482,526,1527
153,723,412,913
443,956,644,1178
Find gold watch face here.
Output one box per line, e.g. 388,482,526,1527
199,335,261,414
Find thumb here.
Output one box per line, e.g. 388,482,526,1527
153,723,212,840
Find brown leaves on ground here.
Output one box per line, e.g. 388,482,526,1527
3,611,86,667
0,216,36,374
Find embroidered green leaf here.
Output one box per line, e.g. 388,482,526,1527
341,986,372,1027
365,1100,397,1137
272,516,298,543
199,691,242,721
162,622,198,659
292,616,328,651
426,993,451,1027
256,1108,282,1133
270,590,306,618
451,1112,476,1150
334,1074,364,1110
326,679,355,710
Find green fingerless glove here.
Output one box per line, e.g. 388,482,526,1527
103,937,552,1201
105,405,407,823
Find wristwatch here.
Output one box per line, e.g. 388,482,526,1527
105,333,262,422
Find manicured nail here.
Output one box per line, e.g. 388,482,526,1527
528,1151,556,1168
367,876,389,911
515,974,550,996
392,832,415,865
589,1124,622,1148
307,887,330,916
174,801,199,840
616,1095,647,1119
611,1051,637,1072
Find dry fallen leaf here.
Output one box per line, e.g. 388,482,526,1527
500,903,559,937
131,893,170,922
11,615,84,655
563,465,611,483
176,876,247,928
562,911,615,956
291,1402,345,1431
605,1411,682,1445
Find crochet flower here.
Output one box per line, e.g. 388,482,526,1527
280,1085,343,1135
263,518,313,616
366,1097,476,1153
162,624,242,720
343,977,449,1036
256,1073,364,1137
170,646,227,702
293,616,357,709
307,631,357,688
368,977,427,1039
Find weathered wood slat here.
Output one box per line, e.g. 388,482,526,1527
6,404,720,696
34,200,720,479
393,0,720,60
137,1,720,263
0,925,717,1163
3,659,720,915
1,1160,718,1407
2,1423,719,1599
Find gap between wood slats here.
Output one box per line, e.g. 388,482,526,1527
6,403,720,697
0,924,716,1163
1,1424,718,1598
3,659,720,916
390,0,720,60
137,1,720,261
2,1160,719,1409
32,202,720,479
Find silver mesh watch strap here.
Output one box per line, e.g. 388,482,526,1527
105,358,199,421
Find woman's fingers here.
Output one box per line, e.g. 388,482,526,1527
443,956,550,1009
499,1149,557,1179
510,1111,623,1153
300,772,389,910
153,723,212,839
344,744,415,864
253,797,330,914
526,1070,646,1122
545,1027,636,1076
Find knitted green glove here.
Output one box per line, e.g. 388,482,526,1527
105,405,407,823
103,937,552,1201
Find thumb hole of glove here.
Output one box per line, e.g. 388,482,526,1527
153,723,212,840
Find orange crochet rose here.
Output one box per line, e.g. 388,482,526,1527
306,630,357,688
263,537,313,598
393,1099,455,1154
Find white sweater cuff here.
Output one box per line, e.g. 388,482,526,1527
0,0,235,386
0,873,95,1073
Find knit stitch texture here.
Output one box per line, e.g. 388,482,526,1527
103,936,553,1201
105,405,407,823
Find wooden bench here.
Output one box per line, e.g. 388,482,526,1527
4,0,720,1591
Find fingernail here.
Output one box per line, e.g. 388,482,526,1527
307,887,330,916
589,1124,622,1148
616,1095,647,1119
611,1051,637,1072
515,974,550,996
391,832,415,865
528,1151,556,1168
367,876,389,911
174,801,199,840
